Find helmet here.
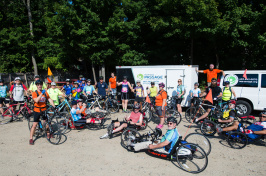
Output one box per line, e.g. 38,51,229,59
151,82,155,85
74,81,79,84
99,76,104,80
158,82,165,88
194,82,199,86
167,117,177,124
224,81,230,85
35,80,43,85
34,75,40,78
229,100,236,105
154,128,162,138
136,80,141,83
123,76,127,80
177,147,192,156
15,77,21,81
133,103,140,110
66,79,70,82
87,79,91,82
81,78,86,81
71,101,77,105
51,82,56,86
79,75,83,78
0,79,3,83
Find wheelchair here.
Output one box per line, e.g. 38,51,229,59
121,128,210,173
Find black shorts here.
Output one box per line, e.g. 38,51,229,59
156,106,166,117
33,111,47,122
0,97,9,104
135,97,143,103
150,97,156,105
75,118,87,124
121,92,129,100
176,98,183,105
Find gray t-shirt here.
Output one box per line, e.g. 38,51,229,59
11,84,27,101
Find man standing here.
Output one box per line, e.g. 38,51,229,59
196,64,225,86
10,77,28,111
109,72,117,98
47,82,65,106
95,76,108,99
29,75,47,93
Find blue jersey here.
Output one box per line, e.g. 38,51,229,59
63,85,72,95
96,82,108,96
79,83,86,91
71,107,82,121
83,85,95,95
161,128,179,153
0,85,8,98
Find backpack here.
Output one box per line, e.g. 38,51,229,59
13,84,25,96
223,87,232,93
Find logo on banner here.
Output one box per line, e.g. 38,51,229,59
224,74,238,86
137,74,144,80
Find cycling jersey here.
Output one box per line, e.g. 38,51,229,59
161,128,179,153
177,85,185,98
191,88,201,97
222,87,232,101
32,91,50,112
149,86,157,97
29,82,47,92
10,84,28,101
128,112,142,123
134,86,144,98
79,83,86,91
109,76,117,89
155,90,167,107
0,85,8,98
71,107,82,121
83,85,95,96
121,81,129,93
48,88,62,105
63,85,72,96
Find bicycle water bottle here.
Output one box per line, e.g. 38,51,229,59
39,121,42,128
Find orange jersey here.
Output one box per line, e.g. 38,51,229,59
155,90,167,107
109,76,117,89
203,69,221,83
32,91,50,112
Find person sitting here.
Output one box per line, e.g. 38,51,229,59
132,117,180,154
100,103,143,139
217,100,237,125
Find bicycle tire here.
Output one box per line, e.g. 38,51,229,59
55,112,69,134
140,118,148,130
127,99,135,111
145,108,152,122
176,143,208,173
227,131,248,149
121,128,141,151
44,121,62,145
0,109,13,125
185,107,196,123
106,99,119,114
200,120,216,136
165,109,182,125
184,133,211,156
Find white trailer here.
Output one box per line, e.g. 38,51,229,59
116,65,198,107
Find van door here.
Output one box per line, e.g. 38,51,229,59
166,69,184,97
258,74,266,110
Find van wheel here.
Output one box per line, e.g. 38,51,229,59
236,100,252,116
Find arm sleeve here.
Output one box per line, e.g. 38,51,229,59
10,85,14,92
203,70,208,74
22,84,28,90
162,91,167,99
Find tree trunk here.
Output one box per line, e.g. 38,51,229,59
102,63,105,82
23,0,38,75
190,37,194,65
92,63,96,84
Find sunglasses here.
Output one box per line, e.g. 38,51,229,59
178,81,182,82
87,82,91,83
36,84,43,86
212,81,217,82
167,122,173,125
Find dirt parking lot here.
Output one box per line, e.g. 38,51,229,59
0,112,265,176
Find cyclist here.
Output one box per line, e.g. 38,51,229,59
77,75,84,84
72,82,82,100
79,78,86,91
10,77,28,112
29,80,56,145
132,80,144,110
190,82,201,107
61,79,72,97
95,76,108,99
0,79,10,115
117,76,133,113
132,117,179,154
47,82,65,107
194,78,222,123
100,103,143,139
146,82,158,106
222,81,237,103
83,79,97,100
217,100,237,124
29,75,47,93
176,79,185,115
109,72,117,98
155,82,167,129
196,64,225,86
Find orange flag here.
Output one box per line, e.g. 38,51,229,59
146,95,151,103
243,69,247,79
47,77,52,83
205,89,213,104
48,67,53,76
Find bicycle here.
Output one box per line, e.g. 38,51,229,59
103,92,119,114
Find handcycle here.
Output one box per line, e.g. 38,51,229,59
121,128,210,173
27,107,62,145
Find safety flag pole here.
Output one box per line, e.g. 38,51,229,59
205,89,213,104
243,69,247,79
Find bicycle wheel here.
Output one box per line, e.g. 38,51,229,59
106,99,119,113
184,133,211,156
227,132,248,149
165,109,182,125
0,109,13,125
140,118,148,130
145,108,152,122
185,107,196,123
55,112,69,134
127,99,135,111
200,120,216,136
121,128,141,151
44,121,61,145
176,143,208,173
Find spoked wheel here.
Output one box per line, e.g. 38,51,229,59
185,107,197,123
55,112,69,134
140,118,148,130
184,133,211,156
44,121,62,145
0,110,13,125
200,120,216,136
144,108,152,122
176,143,208,173
227,132,248,149
106,99,119,114
165,109,182,125
121,128,141,151
127,99,135,111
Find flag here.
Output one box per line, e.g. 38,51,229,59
243,69,247,79
146,95,151,104
205,89,213,104
47,77,52,83
48,67,53,76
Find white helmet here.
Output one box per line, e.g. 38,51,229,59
51,82,56,86
14,77,21,81
177,147,192,156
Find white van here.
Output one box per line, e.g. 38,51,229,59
116,65,198,107
220,70,266,116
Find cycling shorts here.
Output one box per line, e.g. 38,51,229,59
33,111,47,122
156,106,166,118
135,97,143,103
121,93,129,100
176,98,182,105
0,97,9,104
13,101,24,105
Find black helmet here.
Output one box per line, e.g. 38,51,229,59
194,82,199,86
151,82,155,85
133,103,140,110
123,76,127,80
167,117,177,124
154,128,162,138
99,76,104,80
35,80,43,85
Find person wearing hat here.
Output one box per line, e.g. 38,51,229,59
47,82,65,106
79,78,86,91
72,82,82,100
194,78,222,123
83,79,97,101
29,75,47,93
77,75,84,84
61,79,72,97
132,117,179,154
0,79,10,115
10,77,28,111
222,81,237,103
117,76,133,113
95,76,108,99
132,80,145,110
196,64,225,86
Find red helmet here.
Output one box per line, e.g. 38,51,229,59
158,82,165,88
229,100,236,105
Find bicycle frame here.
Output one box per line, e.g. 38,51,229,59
2,102,31,117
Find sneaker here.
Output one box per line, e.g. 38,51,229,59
216,126,223,133
29,139,34,145
100,133,109,139
107,124,114,138
156,124,164,129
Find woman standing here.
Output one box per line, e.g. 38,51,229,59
117,76,133,113
176,79,185,115
155,82,167,129
132,80,144,110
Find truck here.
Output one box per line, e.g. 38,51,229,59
116,65,198,107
